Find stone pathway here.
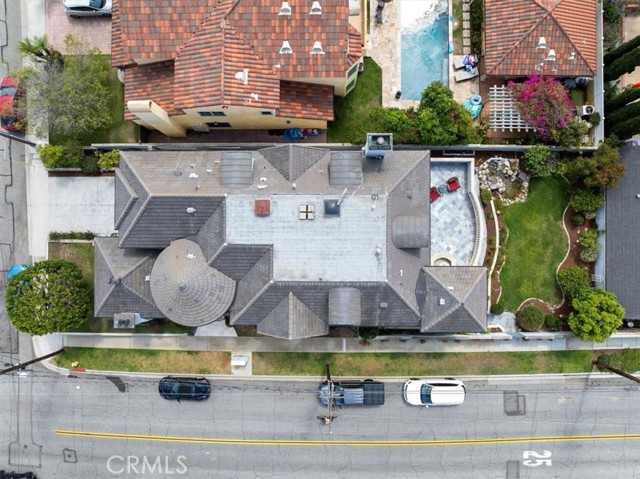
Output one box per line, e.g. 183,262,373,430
462,0,471,54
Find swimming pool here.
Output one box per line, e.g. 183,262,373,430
400,0,449,101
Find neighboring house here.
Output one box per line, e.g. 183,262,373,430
483,0,600,138
484,0,596,79
95,146,487,339
604,142,640,321
111,0,363,137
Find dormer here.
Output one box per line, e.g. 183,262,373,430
279,1,292,15
279,40,293,54
310,41,325,55
309,1,322,15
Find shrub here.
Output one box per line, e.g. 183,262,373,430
36,144,83,169
572,214,585,226
584,211,597,220
6,259,90,335
480,188,492,205
578,229,600,250
49,231,95,240
523,145,555,177
81,155,100,175
490,302,505,315
516,306,544,332
551,118,590,148
580,248,599,263
558,266,592,299
571,188,604,213
358,327,380,340
589,112,601,128
545,314,561,331
568,289,624,342
96,149,120,170
508,75,575,143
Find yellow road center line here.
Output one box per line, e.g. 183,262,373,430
53,430,640,447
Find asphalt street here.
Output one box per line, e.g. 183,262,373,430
0,0,28,360
1,372,640,478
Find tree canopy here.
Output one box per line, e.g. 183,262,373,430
416,81,477,145
568,289,625,342
6,259,90,335
568,143,626,189
16,34,111,141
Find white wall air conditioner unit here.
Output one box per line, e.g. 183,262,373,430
576,105,595,116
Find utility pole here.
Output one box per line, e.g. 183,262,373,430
0,348,64,375
318,363,337,433
594,356,640,385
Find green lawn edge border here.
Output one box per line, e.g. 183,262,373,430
52,348,597,377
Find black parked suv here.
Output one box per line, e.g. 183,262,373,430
158,376,211,401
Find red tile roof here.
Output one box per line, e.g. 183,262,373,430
277,81,334,121
113,0,361,121
484,0,596,77
123,62,177,121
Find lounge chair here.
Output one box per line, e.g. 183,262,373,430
446,177,460,192
454,67,479,82
430,186,440,203
453,56,466,70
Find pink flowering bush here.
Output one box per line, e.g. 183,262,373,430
508,74,575,142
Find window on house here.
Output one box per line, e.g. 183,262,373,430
261,111,273,116
198,111,226,117
348,63,359,78
206,122,232,128
346,79,356,94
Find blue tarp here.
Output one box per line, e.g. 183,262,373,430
7,264,28,280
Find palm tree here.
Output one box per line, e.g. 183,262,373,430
18,35,64,72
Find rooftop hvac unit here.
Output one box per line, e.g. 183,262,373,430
576,105,594,116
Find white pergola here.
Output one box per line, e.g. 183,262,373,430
488,85,533,132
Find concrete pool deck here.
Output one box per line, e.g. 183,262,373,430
366,0,479,107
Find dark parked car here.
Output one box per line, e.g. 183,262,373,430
0,77,25,131
158,376,211,401
64,0,112,17
0,472,37,479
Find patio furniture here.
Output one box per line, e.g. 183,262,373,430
447,177,460,192
453,57,466,70
430,186,440,203
454,67,479,83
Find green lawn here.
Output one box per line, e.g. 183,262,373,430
327,57,382,143
50,55,139,146
253,351,593,376
500,177,570,311
451,0,463,54
54,348,230,374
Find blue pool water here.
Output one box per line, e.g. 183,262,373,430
400,0,449,101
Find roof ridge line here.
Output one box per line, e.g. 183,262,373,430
386,282,420,317
486,0,551,75
230,280,274,324
385,152,428,194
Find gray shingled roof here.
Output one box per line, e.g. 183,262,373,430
328,287,362,325
392,216,429,249
220,152,254,189
94,237,162,318
605,142,640,319
257,292,329,339
258,145,328,181
329,152,363,188
149,239,236,326
419,266,487,333
107,148,444,337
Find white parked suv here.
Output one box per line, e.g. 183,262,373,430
403,378,466,407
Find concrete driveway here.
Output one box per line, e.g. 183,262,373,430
46,0,111,54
